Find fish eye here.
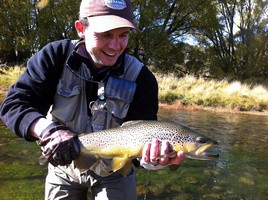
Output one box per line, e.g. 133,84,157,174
196,137,207,143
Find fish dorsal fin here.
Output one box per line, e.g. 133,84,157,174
112,156,129,172
118,160,133,176
121,120,143,127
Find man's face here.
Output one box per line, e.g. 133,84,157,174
83,26,130,69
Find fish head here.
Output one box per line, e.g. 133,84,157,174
152,121,219,161
170,123,219,161
177,135,219,160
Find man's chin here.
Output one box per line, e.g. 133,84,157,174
102,60,117,67
94,61,116,69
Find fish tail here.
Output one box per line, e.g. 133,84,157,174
74,150,96,173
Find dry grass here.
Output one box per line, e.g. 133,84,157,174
0,65,24,96
156,73,268,112
1,67,267,113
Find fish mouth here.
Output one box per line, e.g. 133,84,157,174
186,142,219,160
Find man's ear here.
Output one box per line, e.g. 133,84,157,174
75,20,85,38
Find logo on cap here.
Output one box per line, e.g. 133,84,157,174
105,0,127,10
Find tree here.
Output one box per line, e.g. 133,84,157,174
0,0,267,82
0,0,79,64
35,0,79,48
194,0,268,80
129,0,212,74
0,1,36,63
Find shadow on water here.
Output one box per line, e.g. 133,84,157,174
0,107,268,199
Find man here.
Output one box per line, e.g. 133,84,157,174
0,0,184,199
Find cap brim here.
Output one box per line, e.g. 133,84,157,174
87,15,139,33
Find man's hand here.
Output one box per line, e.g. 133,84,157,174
139,138,184,170
38,122,80,166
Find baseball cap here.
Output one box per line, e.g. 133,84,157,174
79,0,139,33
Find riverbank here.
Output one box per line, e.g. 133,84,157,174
156,73,268,115
159,103,268,116
0,65,24,96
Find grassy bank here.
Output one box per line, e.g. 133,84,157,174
0,65,24,96
156,73,268,113
0,66,267,114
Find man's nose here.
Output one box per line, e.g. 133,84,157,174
108,38,120,50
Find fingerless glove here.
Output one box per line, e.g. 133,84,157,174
38,122,80,166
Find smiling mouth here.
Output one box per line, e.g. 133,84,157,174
103,51,117,57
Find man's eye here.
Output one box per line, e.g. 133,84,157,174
100,34,110,38
120,33,129,38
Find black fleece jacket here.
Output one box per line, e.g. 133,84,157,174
0,39,158,141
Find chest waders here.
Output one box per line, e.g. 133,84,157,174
47,40,143,177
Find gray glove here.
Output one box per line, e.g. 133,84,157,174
38,122,80,166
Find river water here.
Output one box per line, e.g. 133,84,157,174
0,108,267,200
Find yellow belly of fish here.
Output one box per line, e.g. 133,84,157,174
87,145,143,176
85,145,143,159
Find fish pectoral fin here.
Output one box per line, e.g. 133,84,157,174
169,164,180,172
167,150,177,158
118,160,133,176
157,150,177,160
112,156,129,172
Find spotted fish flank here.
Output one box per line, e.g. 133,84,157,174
75,120,219,176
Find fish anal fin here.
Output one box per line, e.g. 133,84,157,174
112,156,129,172
118,160,133,176
169,164,180,172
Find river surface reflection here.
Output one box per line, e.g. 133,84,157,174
0,108,267,199
150,109,268,200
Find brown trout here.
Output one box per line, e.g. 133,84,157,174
74,120,219,176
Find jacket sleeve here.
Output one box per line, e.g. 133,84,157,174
125,66,158,121
0,40,71,141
